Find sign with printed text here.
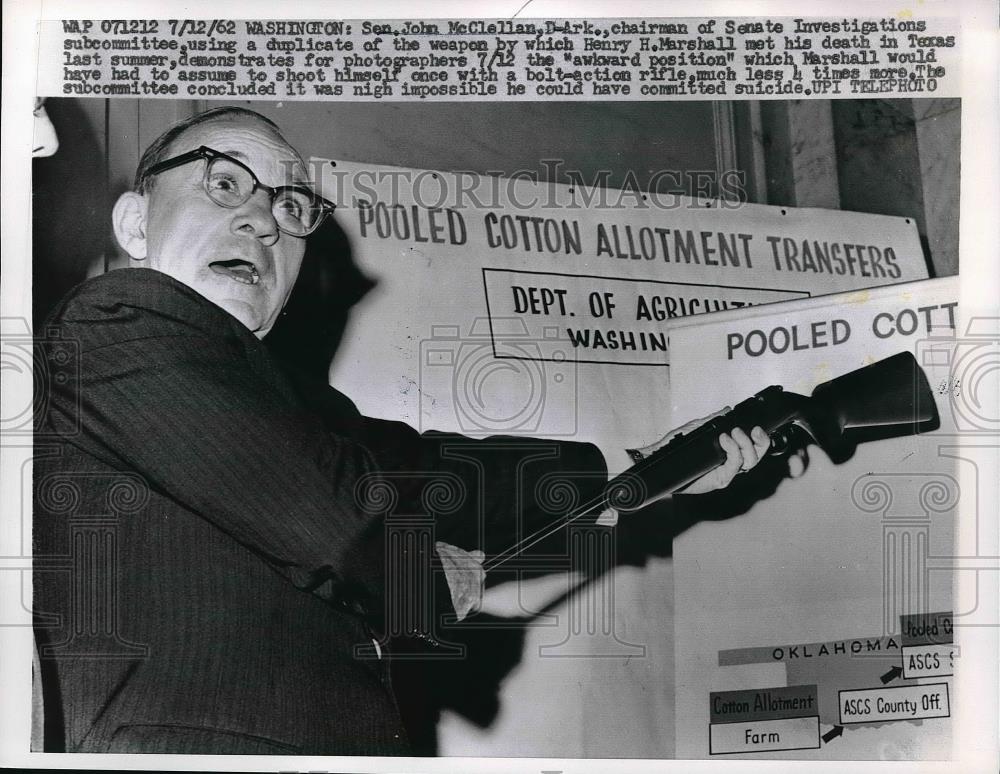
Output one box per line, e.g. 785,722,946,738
839,684,950,724
320,159,926,371
901,644,956,678
668,277,959,760
710,717,820,754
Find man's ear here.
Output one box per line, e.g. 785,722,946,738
112,191,149,261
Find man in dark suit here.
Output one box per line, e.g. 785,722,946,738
33,107,775,754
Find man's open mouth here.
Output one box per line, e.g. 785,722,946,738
209,260,260,286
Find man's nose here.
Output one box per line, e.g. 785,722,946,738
231,191,279,245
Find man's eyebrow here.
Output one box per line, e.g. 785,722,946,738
222,149,250,162
222,148,310,185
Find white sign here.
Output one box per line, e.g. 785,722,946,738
840,684,950,724
667,276,960,760
322,159,927,360
320,160,927,442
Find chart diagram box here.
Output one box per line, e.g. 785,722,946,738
901,645,956,679
900,611,955,646
709,685,819,723
839,683,950,725
710,716,820,755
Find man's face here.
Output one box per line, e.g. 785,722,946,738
138,118,309,337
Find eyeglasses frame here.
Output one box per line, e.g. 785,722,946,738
141,145,336,237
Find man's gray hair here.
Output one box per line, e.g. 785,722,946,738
133,106,284,193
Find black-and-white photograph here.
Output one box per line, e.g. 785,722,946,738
2,2,997,772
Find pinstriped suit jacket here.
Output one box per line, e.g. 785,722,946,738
33,268,608,755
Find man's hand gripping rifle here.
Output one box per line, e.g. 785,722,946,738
605,351,941,513
480,352,939,572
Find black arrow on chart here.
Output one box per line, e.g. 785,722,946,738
822,725,844,744
880,665,903,684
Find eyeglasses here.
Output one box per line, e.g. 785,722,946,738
141,146,335,237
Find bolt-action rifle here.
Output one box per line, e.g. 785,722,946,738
486,351,940,570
